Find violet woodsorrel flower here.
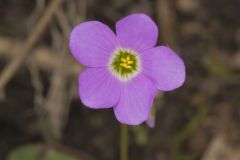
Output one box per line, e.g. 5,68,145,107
69,13,185,125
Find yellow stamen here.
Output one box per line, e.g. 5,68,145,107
121,58,126,62
120,63,125,66
118,55,135,69
127,61,133,64
126,66,131,69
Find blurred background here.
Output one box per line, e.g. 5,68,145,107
0,0,240,160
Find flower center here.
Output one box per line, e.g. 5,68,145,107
109,49,140,81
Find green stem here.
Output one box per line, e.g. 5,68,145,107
120,124,128,160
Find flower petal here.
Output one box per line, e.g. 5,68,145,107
114,75,157,125
69,21,117,67
79,68,121,108
116,13,158,52
141,46,186,91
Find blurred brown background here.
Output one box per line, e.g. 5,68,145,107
0,0,240,160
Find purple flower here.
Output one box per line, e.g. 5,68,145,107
69,13,185,125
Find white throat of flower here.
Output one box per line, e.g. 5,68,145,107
108,48,141,82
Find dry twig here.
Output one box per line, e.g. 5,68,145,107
43,0,86,140
0,37,82,76
0,0,64,91
156,0,178,50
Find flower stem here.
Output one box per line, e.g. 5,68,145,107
120,124,128,160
